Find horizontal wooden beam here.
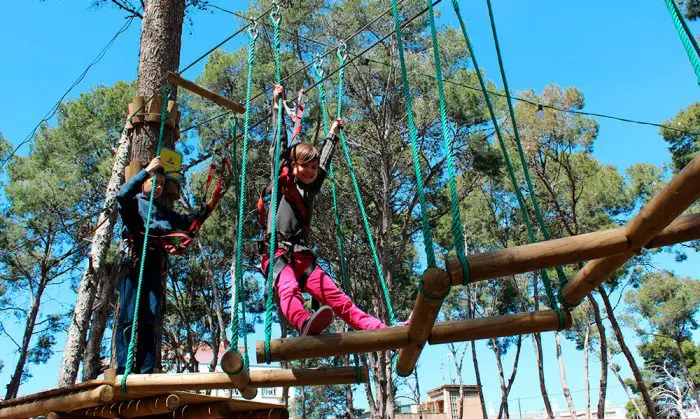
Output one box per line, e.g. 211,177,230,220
429,310,572,345
115,367,367,393
446,213,700,286
0,385,113,419
561,153,700,306
256,324,410,363
166,72,245,114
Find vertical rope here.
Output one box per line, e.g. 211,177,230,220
264,5,283,364
425,0,470,284
335,49,396,325
313,59,350,293
451,0,564,328
663,0,700,84
390,0,437,269
483,0,570,299
230,24,258,373
314,56,361,380
121,84,170,392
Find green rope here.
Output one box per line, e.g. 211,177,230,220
264,6,283,364
313,59,350,293
315,54,363,381
425,0,469,285
483,0,570,313
230,24,258,373
390,0,437,269
334,49,396,325
663,0,700,84
121,84,170,392
451,0,564,329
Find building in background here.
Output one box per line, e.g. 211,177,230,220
391,384,485,419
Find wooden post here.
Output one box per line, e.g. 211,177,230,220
396,268,451,376
256,326,410,363
428,310,572,345
220,350,257,400
114,367,368,393
0,385,114,419
445,213,700,286
561,154,700,306
166,72,245,114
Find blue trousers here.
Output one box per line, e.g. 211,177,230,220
115,251,166,374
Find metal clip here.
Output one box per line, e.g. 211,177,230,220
270,3,282,25
337,42,348,61
248,20,259,40
313,54,325,77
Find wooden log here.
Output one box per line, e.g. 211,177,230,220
428,310,572,345
249,367,368,387
256,326,409,363
115,367,368,393
0,385,114,419
220,350,256,400
76,394,179,418
445,213,700,286
166,72,245,114
47,413,95,419
172,402,231,419
561,154,700,306
396,268,451,377
226,409,289,419
145,95,163,122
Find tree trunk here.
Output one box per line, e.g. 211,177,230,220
471,340,489,419
130,0,186,370
6,278,48,399
555,331,577,416
492,340,509,419
83,261,120,380
597,286,657,418
609,357,644,419
584,316,591,419
131,0,185,165
589,295,608,418
532,273,553,418
674,335,700,409
58,128,131,386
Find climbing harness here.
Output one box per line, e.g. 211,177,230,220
282,88,306,143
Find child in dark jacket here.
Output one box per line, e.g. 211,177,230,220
115,156,204,374
262,84,388,336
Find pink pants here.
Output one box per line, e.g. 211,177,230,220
262,250,387,332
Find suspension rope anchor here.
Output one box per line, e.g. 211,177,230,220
270,4,282,24
248,20,259,40
337,41,348,61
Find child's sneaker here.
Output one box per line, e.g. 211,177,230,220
300,306,333,336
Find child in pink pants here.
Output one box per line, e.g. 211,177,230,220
262,84,387,336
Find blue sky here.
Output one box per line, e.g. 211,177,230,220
1,0,698,415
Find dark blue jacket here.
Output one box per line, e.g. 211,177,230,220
117,169,199,249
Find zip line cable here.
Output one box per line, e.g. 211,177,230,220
1,16,136,170
180,0,441,135
224,11,698,138
177,4,276,75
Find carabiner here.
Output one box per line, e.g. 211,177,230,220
270,3,282,25
248,20,259,40
337,42,348,62
313,54,325,78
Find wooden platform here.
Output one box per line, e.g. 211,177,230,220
0,379,286,419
